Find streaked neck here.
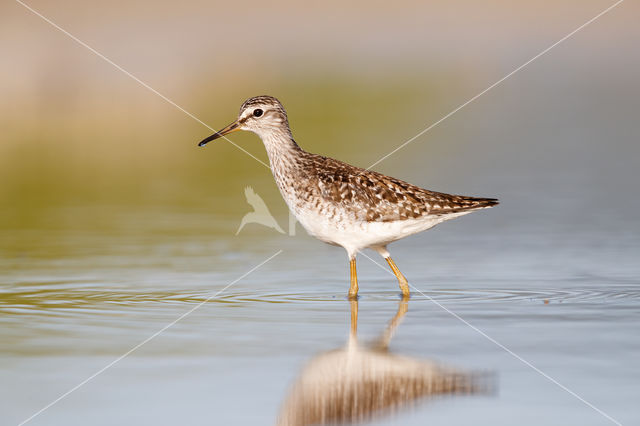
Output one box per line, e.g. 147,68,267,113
257,127,303,169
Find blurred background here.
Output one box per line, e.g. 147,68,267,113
1,1,639,425
2,0,638,231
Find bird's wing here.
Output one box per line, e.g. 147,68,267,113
310,155,498,222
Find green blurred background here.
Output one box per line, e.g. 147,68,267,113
1,0,638,248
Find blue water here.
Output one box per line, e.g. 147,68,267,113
1,203,639,426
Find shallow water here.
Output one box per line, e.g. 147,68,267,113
1,206,639,426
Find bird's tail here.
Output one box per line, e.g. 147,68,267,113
443,196,499,214
465,197,499,210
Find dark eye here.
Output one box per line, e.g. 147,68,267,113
253,109,263,117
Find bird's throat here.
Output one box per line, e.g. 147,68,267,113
260,130,303,171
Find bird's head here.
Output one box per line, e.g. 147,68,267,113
198,95,290,146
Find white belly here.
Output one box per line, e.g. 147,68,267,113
291,204,467,257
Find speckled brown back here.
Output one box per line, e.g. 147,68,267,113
286,151,498,223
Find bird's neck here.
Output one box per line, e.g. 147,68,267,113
254,128,307,201
257,128,304,171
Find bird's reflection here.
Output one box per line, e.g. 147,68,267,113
278,298,492,425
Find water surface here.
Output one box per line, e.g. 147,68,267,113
1,205,639,425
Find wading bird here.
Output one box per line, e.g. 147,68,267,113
199,96,497,299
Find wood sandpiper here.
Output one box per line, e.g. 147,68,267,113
198,96,498,299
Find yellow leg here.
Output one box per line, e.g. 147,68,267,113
348,258,359,300
385,257,410,298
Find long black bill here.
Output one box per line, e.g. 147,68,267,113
198,132,223,147
198,121,239,147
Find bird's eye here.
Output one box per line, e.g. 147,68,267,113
253,109,263,117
